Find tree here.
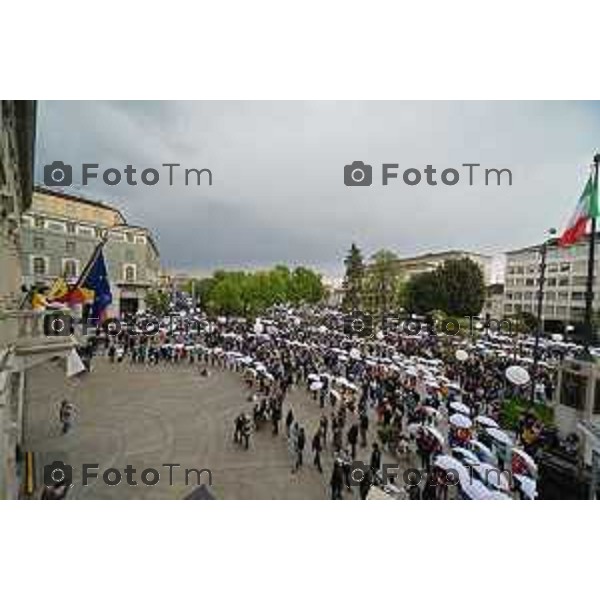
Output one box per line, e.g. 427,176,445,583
404,271,441,315
363,249,399,317
341,243,365,312
436,258,485,316
145,289,170,315
290,266,325,304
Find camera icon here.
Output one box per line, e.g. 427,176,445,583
43,161,73,187
343,311,373,338
344,161,372,186
43,460,73,487
348,460,369,487
43,313,73,337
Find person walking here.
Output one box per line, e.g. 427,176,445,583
312,429,323,473
285,408,294,437
294,427,306,472
369,442,381,479
59,400,74,435
359,410,369,447
330,459,344,500
347,422,359,460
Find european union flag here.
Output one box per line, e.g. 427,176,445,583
83,249,112,321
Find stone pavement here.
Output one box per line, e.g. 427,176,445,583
24,357,414,499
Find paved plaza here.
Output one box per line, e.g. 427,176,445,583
24,358,409,499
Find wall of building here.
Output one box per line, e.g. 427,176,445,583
20,190,161,317
503,240,600,326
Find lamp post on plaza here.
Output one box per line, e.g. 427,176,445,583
529,227,557,404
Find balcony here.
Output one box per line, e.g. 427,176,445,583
0,310,77,370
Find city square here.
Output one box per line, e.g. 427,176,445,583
3,100,600,502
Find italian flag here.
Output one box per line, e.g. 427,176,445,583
558,175,599,246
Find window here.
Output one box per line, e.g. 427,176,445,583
516,266,525,274
34,215,45,228
572,291,584,301
558,278,569,287
524,292,533,300
63,259,78,279
546,291,556,301
556,306,567,316
560,263,571,272
514,292,522,300
47,220,66,233
111,231,125,242
548,264,558,273
572,276,588,286
504,303,513,313
124,264,136,282
547,278,557,287
66,222,76,234
66,240,76,254
126,232,134,243
525,278,535,286
505,292,513,300
33,256,46,276
558,291,569,300
78,225,94,237
135,235,146,244
33,236,44,250
507,267,515,275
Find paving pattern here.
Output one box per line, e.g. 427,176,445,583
24,357,410,499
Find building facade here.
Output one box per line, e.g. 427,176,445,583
387,249,493,284
21,187,161,316
503,236,600,332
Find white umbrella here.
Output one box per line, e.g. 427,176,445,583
475,415,499,429
433,455,470,484
455,349,469,362
307,373,320,381
310,381,323,391
469,440,497,466
460,479,490,500
511,447,538,478
514,474,538,499
506,365,531,386
424,425,445,447
472,462,511,492
452,447,480,466
486,428,512,447
449,413,473,429
449,401,470,415
349,348,361,360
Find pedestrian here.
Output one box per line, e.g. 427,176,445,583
59,400,74,435
312,429,323,473
370,442,381,478
359,411,369,447
294,427,306,472
330,459,344,500
285,408,294,437
347,422,359,460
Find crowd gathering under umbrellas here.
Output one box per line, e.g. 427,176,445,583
82,304,580,500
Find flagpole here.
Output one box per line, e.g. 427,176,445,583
584,154,600,351
73,229,110,289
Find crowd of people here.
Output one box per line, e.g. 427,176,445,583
80,305,565,499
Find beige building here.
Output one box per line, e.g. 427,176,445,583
387,249,493,284
503,236,600,330
21,187,161,316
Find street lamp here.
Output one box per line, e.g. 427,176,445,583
529,227,557,404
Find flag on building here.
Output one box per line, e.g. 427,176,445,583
558,175,599,246
82,249,112,322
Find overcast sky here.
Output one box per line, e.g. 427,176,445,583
34,101,600,279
